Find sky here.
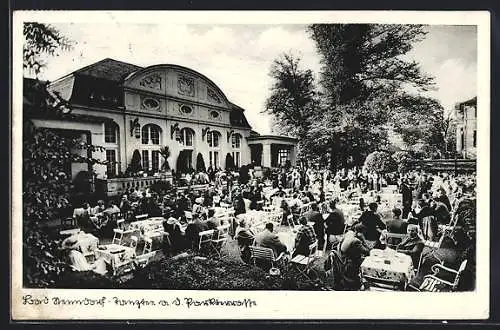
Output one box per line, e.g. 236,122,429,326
32,23,477,135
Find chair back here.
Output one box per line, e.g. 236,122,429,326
112,228,124,245
135,214,149,221
214,224,230,240
117,219,126,230
386,232,406,249
198,229,215,250
306,241,318,265
249,246,276,263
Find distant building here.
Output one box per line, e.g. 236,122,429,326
23,58,297,194
455,96,477,159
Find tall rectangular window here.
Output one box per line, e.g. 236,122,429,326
473,130,477,148
104,123,117,143
150,127,160,145
152,150,160,172
209,151,213,167
142,150,149,171
106,150,116,177
142,128,149,144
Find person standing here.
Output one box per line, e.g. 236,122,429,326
400,178,413,219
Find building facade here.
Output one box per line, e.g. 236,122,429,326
455,96,477,159
25,58,297,184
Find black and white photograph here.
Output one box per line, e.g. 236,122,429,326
11,10,490,320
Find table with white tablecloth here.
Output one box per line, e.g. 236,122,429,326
128,218,165,236
360,248,415,287
94,244,136,274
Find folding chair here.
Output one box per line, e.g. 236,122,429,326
211,224,231,258
198,229,215,254
112,225,134,245
289,241,319,280
417,234,446,272
249,246,288,270
416,260,468,292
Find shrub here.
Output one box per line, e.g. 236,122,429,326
392,151,413,173
363,151,397,174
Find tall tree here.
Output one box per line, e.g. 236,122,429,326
263,53,319,148
305,24,435,169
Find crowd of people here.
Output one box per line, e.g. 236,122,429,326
63,163,476,290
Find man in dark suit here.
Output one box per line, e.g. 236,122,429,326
359,202,386,243
400,178,413,219
254,223,288,257
386,208,408,234
303,202,325,249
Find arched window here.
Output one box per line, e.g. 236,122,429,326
231,133,242,149
104,122,118,144
207,130,221,148
179,127,195,147
142,124,162,145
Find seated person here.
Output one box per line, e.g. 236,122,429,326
397,224,425,267
359,202,386,244
104,202,121,216
205,208,221,230
430,197,451,226
61,235,107,274
293,216,317,257
254,223,288,257
234,219,256,264
339,223,370,290
163,217,185,253
92,200,106,215
184,213,209,249
303,202,325,249
325,199,346,247
385,208,408,234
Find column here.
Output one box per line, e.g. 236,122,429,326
289,145,296,166
262,143,271,168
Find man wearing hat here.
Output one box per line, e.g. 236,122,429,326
184,213,209,249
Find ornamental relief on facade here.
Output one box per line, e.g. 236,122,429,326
140,96,161,111
207,87,222,104
177,75,195,97
139,73,162,90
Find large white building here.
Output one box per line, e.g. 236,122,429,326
25,58,297,193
